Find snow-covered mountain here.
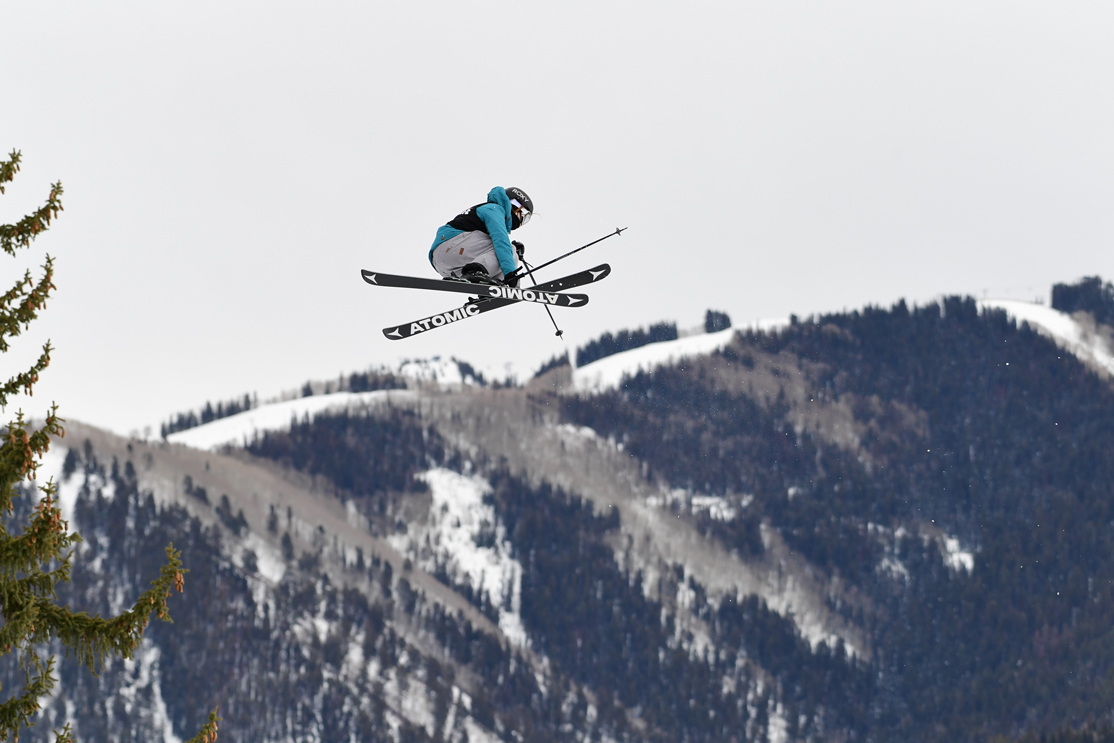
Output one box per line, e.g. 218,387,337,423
13,283,1114,742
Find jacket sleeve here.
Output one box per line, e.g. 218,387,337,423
476,203,518,276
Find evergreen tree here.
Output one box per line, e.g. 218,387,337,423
704,308,731,333
0,151,218,743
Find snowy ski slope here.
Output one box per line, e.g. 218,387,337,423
978,299,1114,378
572,319,789,394
165,390,415,451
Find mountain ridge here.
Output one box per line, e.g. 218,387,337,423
11,285,1114,741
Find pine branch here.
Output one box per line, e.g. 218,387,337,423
0,486,79,588
0,151,20,195
183,709,222,743
0,653,58,740
0,409,65,516
0,256,57,354
0,152,217,743
0,344,52,409
0,181,63,257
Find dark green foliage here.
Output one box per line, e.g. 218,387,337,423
1052,275,1114,326
533,352,569,378
182,475,209,504
1015,727,1114,743
246,409,439,499
346,371,406,394
247,406,862,741
215,494,248,536
486,469,870,742
563,368,792,560
713,595,872,734
161,393,255,437
297,551,321,572
453,359,486,385
705,309,731,333
575,321,678,367
5,444,545,742
562,294,1114,739
62,449,77,479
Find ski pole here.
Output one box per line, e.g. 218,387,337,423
520,257,564,338
516,227,626,281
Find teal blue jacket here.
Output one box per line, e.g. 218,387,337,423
429,187,517,276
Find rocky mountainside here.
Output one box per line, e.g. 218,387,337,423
6,285,1114,743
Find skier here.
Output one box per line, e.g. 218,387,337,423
429,186,533,286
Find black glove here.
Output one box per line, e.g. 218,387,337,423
512,240,525,260
503,269,521,288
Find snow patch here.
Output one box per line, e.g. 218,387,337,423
390,468,528,647
869,523,912,581
383,671,436,738
25,446,82,524
913,526,975,573
555,423,598,441
116,644,180,743
690,495,738,522
646,489,745,522
756,525,856,655
573,327,739,393
463,716,502,743
165,389,414,451
397,356,468,385
943,536,974,573
397,355,523,387
767,701,789,743
979,299,1114,377
241,532,286,584
572,319,789,394
878,556,910,581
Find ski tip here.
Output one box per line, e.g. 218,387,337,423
361,269,379,285
383,327,404,340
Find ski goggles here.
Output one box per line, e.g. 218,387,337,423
511,199,532,226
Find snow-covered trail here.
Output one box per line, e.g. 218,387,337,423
572,319,789,394
979,299,1114,378
165,389,415,451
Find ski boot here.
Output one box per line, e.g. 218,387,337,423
459,263,501,285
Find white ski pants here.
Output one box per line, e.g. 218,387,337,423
430,231,513,281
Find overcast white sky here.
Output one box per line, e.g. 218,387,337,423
3,1,1113,436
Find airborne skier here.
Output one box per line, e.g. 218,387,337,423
429,186,532,286
361,183,624,339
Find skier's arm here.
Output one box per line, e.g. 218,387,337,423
476,203,518,276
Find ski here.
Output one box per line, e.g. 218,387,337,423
361,269,589,307
382,263,611,340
